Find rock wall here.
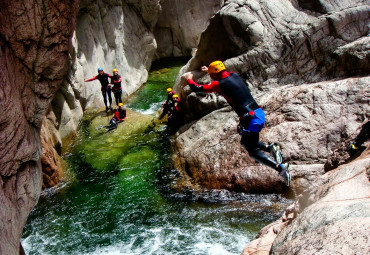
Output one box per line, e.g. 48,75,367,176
48,0,161,143
41,0,225,189
173,77,369,193
171,0,370,194
242,146,370,255
39,0,162,187
154,0,224,58
0,0,79,254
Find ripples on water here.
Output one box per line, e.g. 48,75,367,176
22,58,292,255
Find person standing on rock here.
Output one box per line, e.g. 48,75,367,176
160,88,176,119
111,68,123,106
167,94,184,133
185,60,291,186
85,67,113,112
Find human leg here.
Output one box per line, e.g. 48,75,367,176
107,88,113,109
117,90,122,104
241,132,278,171
113,91,119,106
354,121,370,147
102,90,109,112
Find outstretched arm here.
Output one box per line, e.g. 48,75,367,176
185,72,221,93
85,76,97,82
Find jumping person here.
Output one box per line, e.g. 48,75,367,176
111,68,123,106
85,67,113,112
185,60,291,186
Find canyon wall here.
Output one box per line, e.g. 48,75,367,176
172,0,370,194
154,0,224,58
242,147,370,255
41,0,224,188
170,0,369,253
0,1,79,254
0,1,224,252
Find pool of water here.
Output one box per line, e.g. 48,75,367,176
22,58,291,255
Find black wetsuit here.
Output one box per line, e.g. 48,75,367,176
353,121,370,148
111,74,123,105
163,91,175,113
167,99,184,133
113,108,126,122
86,73,112,108
188,71,281,172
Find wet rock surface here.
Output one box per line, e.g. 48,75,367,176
0,0,79,253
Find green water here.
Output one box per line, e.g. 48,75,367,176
22,58,290,255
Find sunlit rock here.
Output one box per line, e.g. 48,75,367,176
0,1,79,253
172,0,370,194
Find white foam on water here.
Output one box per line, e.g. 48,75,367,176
83,225,249,255
128,102,163,115
23,223,249,255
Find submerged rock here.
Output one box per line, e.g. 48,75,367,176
75,108,155,171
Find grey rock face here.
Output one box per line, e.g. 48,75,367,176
171,0,370,193
154,0,224,58
174,77,369,193
42,1,162,176
51,0,159,141
242,148,370,255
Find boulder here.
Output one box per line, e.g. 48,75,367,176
242,147,370,254
0,0,79,253
171,0,370,193
174,0,370,116
173,77,369,193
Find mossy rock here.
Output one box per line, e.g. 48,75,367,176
79,108,155,171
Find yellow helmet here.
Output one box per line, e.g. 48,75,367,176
118,103,124,106
208,61,226,74
113,68,118,73
172,94,179,98
166,88,173,92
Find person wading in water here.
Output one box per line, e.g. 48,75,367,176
85,67,113,112
185,60,291,186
